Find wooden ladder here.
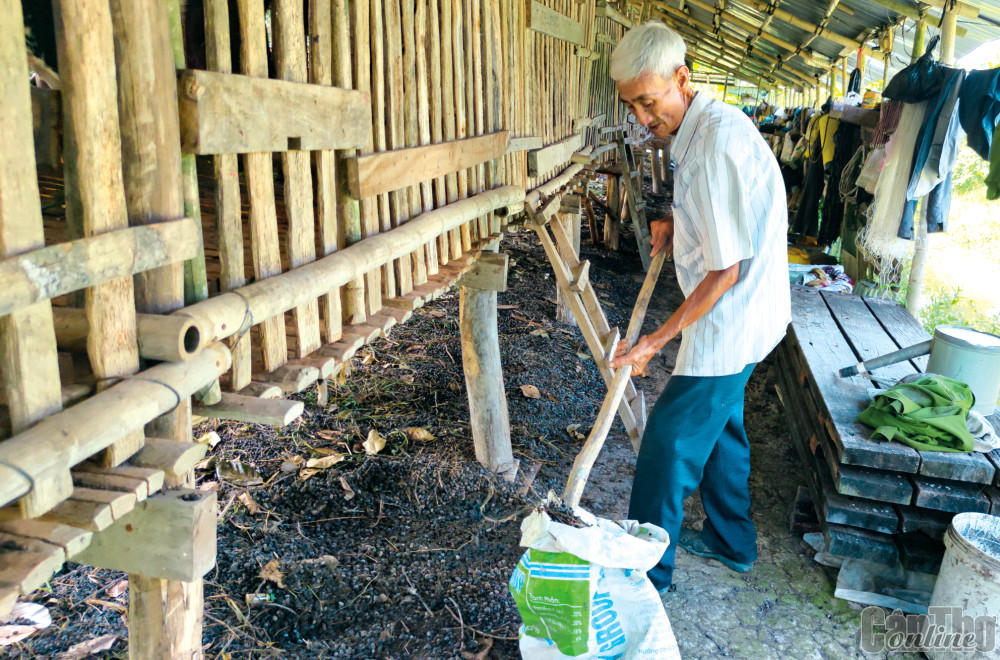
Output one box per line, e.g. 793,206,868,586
614,130,653,271
523,196,648,451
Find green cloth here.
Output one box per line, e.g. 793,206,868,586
857,375,976,453
987,131,1000,201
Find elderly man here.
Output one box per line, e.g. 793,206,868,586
608,22,791,594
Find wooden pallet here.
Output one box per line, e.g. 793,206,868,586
776,286,1000,570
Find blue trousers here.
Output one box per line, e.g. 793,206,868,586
628,364,757,590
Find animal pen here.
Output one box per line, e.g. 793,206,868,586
4,0,1000,656
1,0,643,654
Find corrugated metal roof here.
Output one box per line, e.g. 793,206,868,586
652,0,1000,90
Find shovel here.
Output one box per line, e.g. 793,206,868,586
564,249,666,508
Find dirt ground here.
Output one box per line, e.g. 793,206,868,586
2,174,909,659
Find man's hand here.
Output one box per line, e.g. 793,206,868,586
650,215,674,258
609,335,657,376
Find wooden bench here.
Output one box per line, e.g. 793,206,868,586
775,286,1000,573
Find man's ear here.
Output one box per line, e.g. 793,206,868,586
675,65,691,89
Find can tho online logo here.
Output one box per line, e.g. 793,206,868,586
860,606,997,654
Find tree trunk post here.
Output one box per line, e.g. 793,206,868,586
459,283,514,476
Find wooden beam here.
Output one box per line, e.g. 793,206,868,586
507,136,544,153
0,218,200,319
0,519,90,558
458,252,509,292
192,392,304,426
75,489,217,583
527,133,586,177
30,87,61,172
131,439,208,479
52,308,205,363
344,131,509,199
177,69,371,155
737,0,876,56
0,532,65,595
596,0,632,27
178,186,523,345
527,1,586,46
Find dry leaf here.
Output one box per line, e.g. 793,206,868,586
400,374,415,384
403,427,435,442
529,328,550,338
199,481,220,492
566,424,585,440
304,453,346,469
57,634,117,659
196,431,221,447
497,304,519,310
360,352,375,365
312,446,341,457
520,384,541,399
259,560,285,588
0,625,41,647
298,468,320,480
238,491,260,515
106,579,128,599
194,456,216,471
447,381,461,392
339,476,355,501
363,430,385,455
315,429,342,441
575,352,592,361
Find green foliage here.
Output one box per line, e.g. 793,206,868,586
951,141,991,199
918,287,1000,337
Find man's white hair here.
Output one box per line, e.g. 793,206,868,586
609,21,687,82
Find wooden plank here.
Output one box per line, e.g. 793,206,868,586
0,532,65,595
897,505,953,537
132,439,208,479
193,392,304,426
345,132,511,199
821,292,919,383
787,287,921,472
35,498,114,532
401,0,428,287
508,136,544,153
527,133,585,178
826,523,900,565
911,476,991,514
0,520,91,558
30,86,62,172
177,69,370,154
72,487,137,520
527,0,585,46
252,363,320,393
814,444,899,533
862,296,932,371
385,0,413,296
897,533,944,574
72,471,149,502
918,451,996,485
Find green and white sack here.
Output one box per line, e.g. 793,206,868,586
508,507,680,659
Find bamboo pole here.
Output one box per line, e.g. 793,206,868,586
385,0,414,295
427,0,450,264
402,0,429,285
52,308,204,363
0,343,232,514
179,187,524,344
415,0,439,273
368,0,396,305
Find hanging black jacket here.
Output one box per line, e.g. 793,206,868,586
958,68,1000,160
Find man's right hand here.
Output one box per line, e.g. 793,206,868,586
650,215,673,258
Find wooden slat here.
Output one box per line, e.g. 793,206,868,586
528,1,585,45
0,520,91,558
0,532,65,595
507,136,544,153
862,296,932,371
192,392,304,426
822,292,919,383
0,1,63,444
527,132,585,178
274,0,322,358
236,0,288,374
177,69,370,154
344,132,511,200
205,0,252,390
911,476,992,514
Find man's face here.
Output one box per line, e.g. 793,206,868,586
616,67,691,139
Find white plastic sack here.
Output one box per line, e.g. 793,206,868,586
508,507,681,660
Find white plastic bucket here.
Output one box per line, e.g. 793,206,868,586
925,513,1000,660
926,326,1000,416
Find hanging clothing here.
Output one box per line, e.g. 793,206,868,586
988,131,1000,200
898,68,966,238
791,135,825,237
958,67,1000,160
816,114,841,167
819,121,861,246
871,99,904,147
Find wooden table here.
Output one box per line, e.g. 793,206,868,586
775,286,1000,573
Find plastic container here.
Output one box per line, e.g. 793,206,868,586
925,513,1000,659
926,326,1000,415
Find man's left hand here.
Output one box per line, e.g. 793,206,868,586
609,335,657,376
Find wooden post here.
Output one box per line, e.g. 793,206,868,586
109,1,204,655
906,8,953,313
911,13,927,63
459,284,514,476
604,174,621,250
554,211,580,326
650,148,661,194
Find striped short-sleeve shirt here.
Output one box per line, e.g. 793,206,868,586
668,92,791,377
